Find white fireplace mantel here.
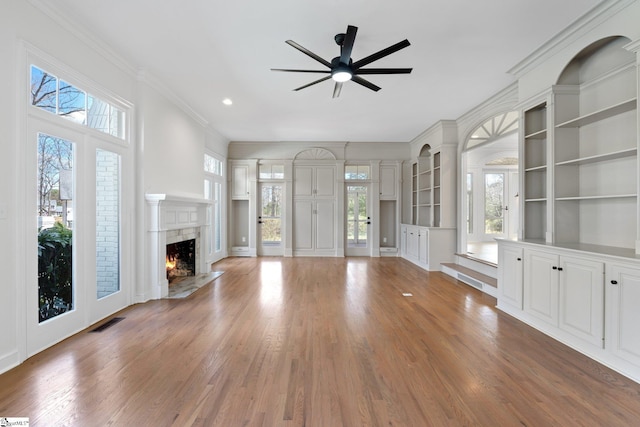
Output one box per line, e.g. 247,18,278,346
144,194,212,301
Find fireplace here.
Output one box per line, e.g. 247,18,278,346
166,238,196,283
145,194,212,301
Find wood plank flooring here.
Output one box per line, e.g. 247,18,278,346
2,257,640,426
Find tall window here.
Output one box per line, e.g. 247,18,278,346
27,54,131,356
204,153,225,258
467,173,473,234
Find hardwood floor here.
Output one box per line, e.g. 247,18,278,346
2,257,640,426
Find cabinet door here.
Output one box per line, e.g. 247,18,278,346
294,166,313,197
293,200,313,250
380,166,397,199
400,225,407,256
607,264,640,366
315,166,335,197
315,200,335,250
558,256,604,347
231,164,249,199
407,227,419,260
524,249,558,325
418,229,428,265
498,245,523,309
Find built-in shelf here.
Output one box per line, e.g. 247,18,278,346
556,98,637,128
525,129,547,139
525,165,547,172
555,193,637,201
525,198,547,202
555,148,637,166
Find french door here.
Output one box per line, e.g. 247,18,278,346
27,119,129,355
258,183,284,256
346,184,370,256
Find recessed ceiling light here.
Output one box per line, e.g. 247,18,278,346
222,98,233,106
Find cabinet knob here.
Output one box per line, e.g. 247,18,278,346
552,266,558,270
558,267,563,271
517,258,521,261
611,280,618,285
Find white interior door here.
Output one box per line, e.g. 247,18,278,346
346,184,370,256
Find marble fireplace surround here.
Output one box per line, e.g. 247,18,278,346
145,194,211,300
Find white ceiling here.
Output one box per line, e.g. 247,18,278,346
49,0,603,143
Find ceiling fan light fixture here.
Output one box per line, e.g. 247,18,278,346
331,64,352,82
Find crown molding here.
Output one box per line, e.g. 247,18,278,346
508,0,635,78
27,0,137,77
624,38,640,53
137,70,209,128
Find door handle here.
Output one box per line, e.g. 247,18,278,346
258,221,263,224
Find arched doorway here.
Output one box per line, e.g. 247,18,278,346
462,111,519,264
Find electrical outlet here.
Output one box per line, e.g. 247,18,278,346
383,237,387,243
241,236,246,243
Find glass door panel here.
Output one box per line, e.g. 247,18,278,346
37,133,75,322
259,183,283,255
484,172,506,239
346,185,369,255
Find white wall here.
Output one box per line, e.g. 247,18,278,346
140,82,208,198
0,2,19,372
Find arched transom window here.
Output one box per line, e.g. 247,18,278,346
466,111,518,150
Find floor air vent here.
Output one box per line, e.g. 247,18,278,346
458,273,483,290
89,317,125,332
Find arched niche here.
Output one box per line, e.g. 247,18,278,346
557,36,633,85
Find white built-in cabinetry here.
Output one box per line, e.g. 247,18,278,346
378,162,401,256
497,239,640,383
293,164,337,256
379,164,397,200
403,128,457,270
401,224,455,271
499,36,640,383
520,36,638,252
229,160,256,256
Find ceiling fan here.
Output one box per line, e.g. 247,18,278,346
271,25,412,98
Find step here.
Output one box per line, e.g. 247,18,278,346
441,262,497,298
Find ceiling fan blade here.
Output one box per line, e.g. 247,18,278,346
271,68,331,73
293,76,332,91
355,68,413,75
352,39,411,69
285,40,332,68
351,76,381,92
339,25,358,65
333,82,343,98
